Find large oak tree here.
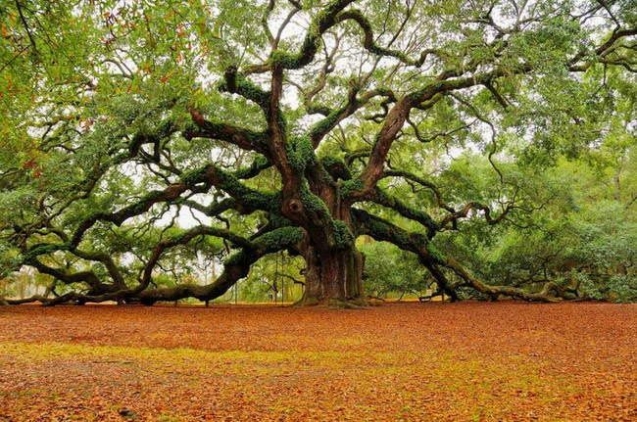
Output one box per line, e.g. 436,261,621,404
1,0,635,305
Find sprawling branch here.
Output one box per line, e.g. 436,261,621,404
136,225,255,294
352,209,457,299
367,188,438,237
353,209,560,302
246,0,356,72
334,9,437,67
382,170,453,212
219,66,271,111
136,226,305,304
12,224,305,306
70,163,277,248
438,201,513,229
185,110,269,155
70,183,191,247
309,88,396,147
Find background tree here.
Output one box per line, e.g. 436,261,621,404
0,0,635,306
360,241,430,300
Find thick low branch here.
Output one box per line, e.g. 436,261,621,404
72,249,127,289
353,209,456,297
27,259,105,291
70,163,278,248
443,256,561,302
353,208,561,303
10,224,305,306
136,225,254,293
136,226,305,304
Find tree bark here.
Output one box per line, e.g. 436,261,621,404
299,244,365,306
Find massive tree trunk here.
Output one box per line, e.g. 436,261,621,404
300,243,365,306
281,171,366,306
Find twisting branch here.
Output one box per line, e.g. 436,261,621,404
406,116,473,144
136,225,254,293
69,163,278,248
449,92,504,183
352,208,561,302
334,9,438,67
290,33,342,116
244,0,357,73
272,2,301,50
569,28,637,71
438,201,514,230
382,170,454,213
136,226,306,305
185,109,269,155
366,188,439,237
309,88,396,147
219,66,271,110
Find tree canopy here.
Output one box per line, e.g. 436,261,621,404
1,0,635,306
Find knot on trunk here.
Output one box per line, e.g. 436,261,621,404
286,199,303,214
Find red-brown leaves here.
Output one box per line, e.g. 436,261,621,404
0,302,635,421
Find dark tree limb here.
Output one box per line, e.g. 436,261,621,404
382,170,454,213
309,88,396,147
136,226,306,305
70,163,278,248
364,188,439,237
353,208,561,303
185,110,269,155
438,201,513,230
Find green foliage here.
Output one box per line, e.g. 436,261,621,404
606,276,637,303
254,227,304,251
444,149,637,301
340,178,364,198
331,220,354,249
361,241,428,297
286,136,315,172
0,0,634,304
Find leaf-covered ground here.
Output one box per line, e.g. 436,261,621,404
0,302,635,421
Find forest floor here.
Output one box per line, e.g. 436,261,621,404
0,301,635,421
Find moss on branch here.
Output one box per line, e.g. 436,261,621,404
340,178,364,198
331,219,354,249
299,182,330,215
286,136,316,172
335,10,420,65
372,189,439,237
234,156,271,179
267,0,355,70
219,66,270,109
181,165,279,213
253,226,305,251
24,243,69,261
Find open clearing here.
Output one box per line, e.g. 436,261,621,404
0,302,635,421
